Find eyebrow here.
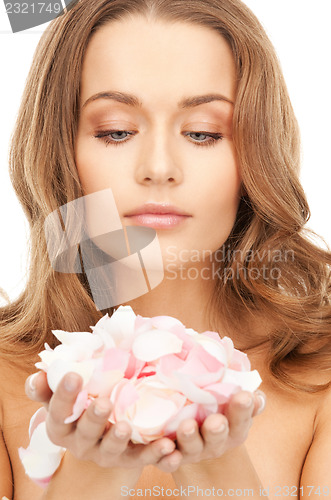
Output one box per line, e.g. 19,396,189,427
82,90,234,109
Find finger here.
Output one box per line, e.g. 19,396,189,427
136,437,177,467
98,420,133,463
25,371,53,406
224,391,254,444
175,418,203,459
200,413,229,456
156,448,183,473
75,398,112,442
118,435,176,470
46,372,83,444
252,390,266,417
70,398,113,460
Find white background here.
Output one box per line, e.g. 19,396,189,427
0,0,330,304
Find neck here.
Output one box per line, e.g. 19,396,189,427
116,263,271,353
121,268,218,334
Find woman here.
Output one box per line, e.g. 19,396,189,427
1,0,331,498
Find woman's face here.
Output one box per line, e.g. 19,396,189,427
75,16,241,269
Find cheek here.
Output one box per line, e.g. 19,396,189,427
197,143,240,210
75,139,123,196
213,167,241,217
196,148,241,248
75,138,102,194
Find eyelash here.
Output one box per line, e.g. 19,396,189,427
93,130,224,148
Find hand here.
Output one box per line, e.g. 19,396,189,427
158,390,266,471
25,371,180,473
25,373,265,473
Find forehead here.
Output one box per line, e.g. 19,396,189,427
80,16,237,110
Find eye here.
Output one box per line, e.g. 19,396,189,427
184,132,224,147
93,129,223,148
94,130,136,147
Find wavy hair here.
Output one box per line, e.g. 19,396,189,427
1,0,330,391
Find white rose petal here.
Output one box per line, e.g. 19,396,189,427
221,368,262,392
195,335,228,365
51,330,103,350
46,358,95,392
132,330,183,361
92,305,136,349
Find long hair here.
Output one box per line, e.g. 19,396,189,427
1,0,330,391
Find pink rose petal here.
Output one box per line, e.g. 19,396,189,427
64,390,89,424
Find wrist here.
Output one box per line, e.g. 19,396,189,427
44,450,143,498
172,445,248,479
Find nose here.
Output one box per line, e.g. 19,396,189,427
134,130,183,186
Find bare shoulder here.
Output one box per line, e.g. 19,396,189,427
313,373,331,427
299,374,331,490
0,353,44,498
0,353,35,404
0,352,40,450
0,356,16,498
0,351,41,432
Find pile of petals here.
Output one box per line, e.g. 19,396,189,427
19,305,262,487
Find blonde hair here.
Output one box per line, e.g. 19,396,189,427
1,0,330,392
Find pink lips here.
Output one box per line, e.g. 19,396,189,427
124,203,192,229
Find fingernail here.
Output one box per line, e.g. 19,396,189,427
114,428,129,439
28,373,38,392
238,394,253,408
183,427,195,437
210,422,226,434
93,403,110,417
169,457,181,467
161,445,174,455
64,373,80,392
256,393,266,414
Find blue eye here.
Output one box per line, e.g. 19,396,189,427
94,130,136,146
94,130,223,147
185,132,224,147
107,131,129,141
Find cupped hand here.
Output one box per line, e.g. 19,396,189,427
25,372,265,474
155,390,266,472
25,371,179,473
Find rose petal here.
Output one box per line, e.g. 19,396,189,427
229,349,251,371
102,348,130,372
92,306,136,349
163,402,199,435
132,391,181,430
195,334,228,366
132,330,183,361
204,382,238,404
86,367,124,397
157,370,217,405
110,380,140,419
221,368,262,392
134,314,184,335
51,330,103,352
28,407,48,438
46,358,95,392
19,419,66,480
19,445,65,481
157,353,185,376
64,390,89,424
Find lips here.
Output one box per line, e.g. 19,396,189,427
124,203,191,217
124,203,192,229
